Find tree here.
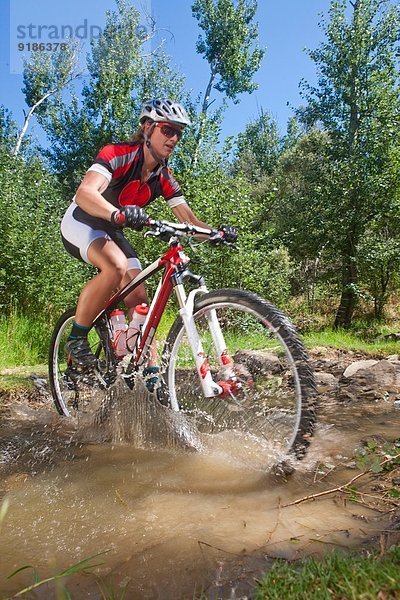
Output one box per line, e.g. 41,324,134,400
191,0,265,167
23,0,188,193
299,0,400,327
256,129,339,306
0,150,89,316
235,110,281,181
14,42,81,156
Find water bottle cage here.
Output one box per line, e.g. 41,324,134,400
126,326,142,353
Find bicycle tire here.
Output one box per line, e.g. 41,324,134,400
48,308,116,417
160,289,317,460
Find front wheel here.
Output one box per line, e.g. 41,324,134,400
161,289,317,460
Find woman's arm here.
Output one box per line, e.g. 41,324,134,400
75,171,116,222
171,202,213,231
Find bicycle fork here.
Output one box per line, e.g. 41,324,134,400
174,284,239,399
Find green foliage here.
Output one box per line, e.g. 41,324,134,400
22,41,80,117
235,111,281,181
296,0,400,326
0,151,90,316
0,311,52,366
255,545,400,599
356,439,400,474
258,129,335,261
192,0,265,103
0,106,20,153
303,327,400,354
357,223,400,318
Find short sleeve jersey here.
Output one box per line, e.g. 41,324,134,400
87,142,185,210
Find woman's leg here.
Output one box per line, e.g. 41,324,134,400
74,238,129,327
121,269,159,368
67,239,130,369
121,269,148,320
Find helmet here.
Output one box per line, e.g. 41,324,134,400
139,98,191,127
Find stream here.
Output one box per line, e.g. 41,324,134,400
0,378,399,599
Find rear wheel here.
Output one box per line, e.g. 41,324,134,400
48,308,117,417
161,289,317,460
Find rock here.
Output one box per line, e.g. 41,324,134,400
233,350,282,375
343,360,379,378
382,333,400,341
386,354,400,362
360,434,387,446
314,371,339,392
338,360,400,402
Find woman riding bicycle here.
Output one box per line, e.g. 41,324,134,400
60,98,237,388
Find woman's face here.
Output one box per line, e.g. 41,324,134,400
145,121,183,160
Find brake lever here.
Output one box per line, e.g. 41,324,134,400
144,230,160,238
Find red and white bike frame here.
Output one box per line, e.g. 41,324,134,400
96,221,239,409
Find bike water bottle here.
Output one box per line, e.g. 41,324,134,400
126,304,149,352
110,309,128,358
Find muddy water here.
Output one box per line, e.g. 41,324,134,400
0,381,399,599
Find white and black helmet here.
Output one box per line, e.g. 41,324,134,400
139,98,191,127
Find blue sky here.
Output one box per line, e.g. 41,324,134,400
1,0,333,144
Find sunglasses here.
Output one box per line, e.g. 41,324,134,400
155,122,183,140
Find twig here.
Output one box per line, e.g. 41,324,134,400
281,470,369,507
282,457,397,508
197,540,244,557
307,538,350,549
265,497,282,544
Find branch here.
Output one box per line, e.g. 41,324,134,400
281,456,396,508
12,69,83,156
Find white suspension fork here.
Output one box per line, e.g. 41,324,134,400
204,306,237,380
174,284,222,398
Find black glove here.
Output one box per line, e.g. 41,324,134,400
111,206,148,231
219,225,238,243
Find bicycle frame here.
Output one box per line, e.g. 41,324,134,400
92,232,238,406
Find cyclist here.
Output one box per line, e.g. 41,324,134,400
60,98,237,391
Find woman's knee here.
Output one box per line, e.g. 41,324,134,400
112,256,129,279
88,239,129,279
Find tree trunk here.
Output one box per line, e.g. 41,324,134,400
190,68,216,170
13,70,81,156
334,251,358,328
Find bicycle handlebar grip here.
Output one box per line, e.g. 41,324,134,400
111,207,149,231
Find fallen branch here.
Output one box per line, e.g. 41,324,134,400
282,457,396,508
281,470,369,508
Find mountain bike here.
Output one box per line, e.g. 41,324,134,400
49,219,317,459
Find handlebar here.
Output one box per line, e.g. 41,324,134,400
145,218,231,245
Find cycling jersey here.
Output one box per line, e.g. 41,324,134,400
88,142,185,210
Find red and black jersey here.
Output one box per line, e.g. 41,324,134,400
88,142,184,209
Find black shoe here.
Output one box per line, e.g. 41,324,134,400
66,337,98,370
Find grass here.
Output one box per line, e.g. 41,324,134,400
1,310,400,392
0,312,51,368
303,327,400,355
254,545,400,600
